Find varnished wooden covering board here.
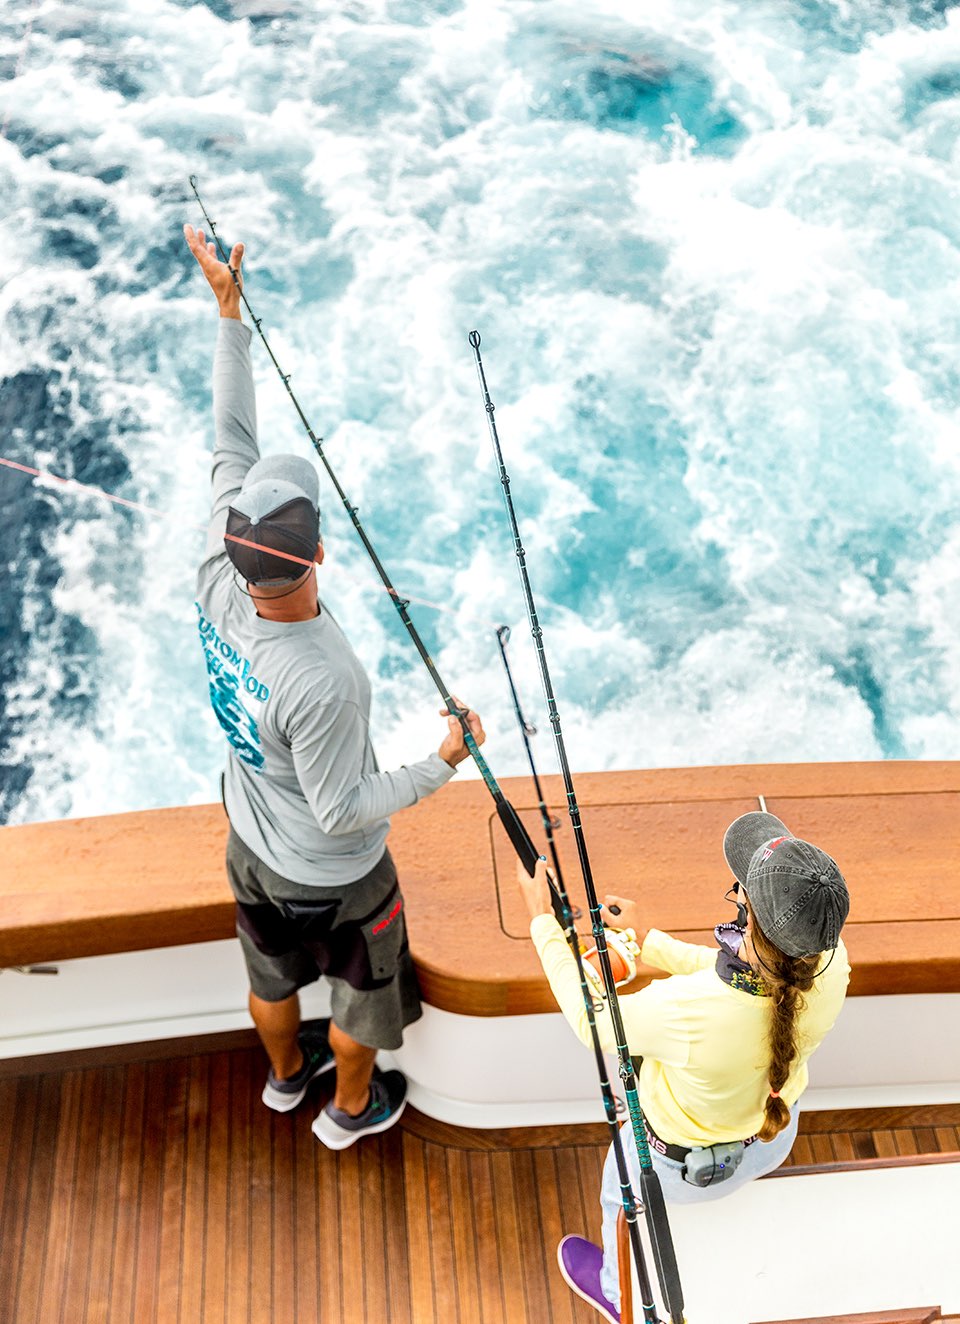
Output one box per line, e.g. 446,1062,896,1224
1,762,958,1010
1,1043,958,1324
752,1311,942,1324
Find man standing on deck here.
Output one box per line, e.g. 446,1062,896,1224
184,224,483,1148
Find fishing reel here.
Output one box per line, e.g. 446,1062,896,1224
579,927,642,997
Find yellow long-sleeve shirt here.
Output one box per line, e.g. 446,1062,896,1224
530,915,850,1149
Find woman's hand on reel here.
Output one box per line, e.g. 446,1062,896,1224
600,894,646,947
516,854,555,920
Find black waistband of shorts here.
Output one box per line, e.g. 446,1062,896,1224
643,1119,759,1162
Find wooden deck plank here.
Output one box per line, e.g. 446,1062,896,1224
13,1074,62,1324
224,1050,253,1324
290,1110,320,1324
201,1053,230,1324
379,1125,412,1324
131,1061,168,1324
247,1060,275,1323
35,1071,83,1324
787,1135,814,1167
358,1135,389,1323
873,1130,899,1159
424,1136,460,1320
401,1135,436,1324
536,1148,579,1324
564,1148,604,1323
575,1143,604,1243
83,1065,124,1323
934,1125,960,1153
830,1131,857,1162
0,1076,26,1315
447,1146,482,1324
511,1149,553,1323
181,1054,212,1324
109,1063,146,1324
895,1128,920,1157
852,1131,879,1161
489,1148,529,1324
336,1143,365,1324
270,1112,297,1324
809,1134,835,1166
315,1124,343,1324
156,1058,190,1324
468,1150,507,1324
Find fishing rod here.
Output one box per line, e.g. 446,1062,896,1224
472,332,685,1324
495,625,566,884
496,626,665,1323
187,178,539,875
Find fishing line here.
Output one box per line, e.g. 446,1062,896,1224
0,456,501,626
471,331,685,1324
187,177,539,873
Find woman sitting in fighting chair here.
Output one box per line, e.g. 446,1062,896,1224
518,811,851,1323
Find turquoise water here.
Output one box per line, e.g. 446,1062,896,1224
1,0,959,823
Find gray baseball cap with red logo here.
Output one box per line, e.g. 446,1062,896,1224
722,811,849,958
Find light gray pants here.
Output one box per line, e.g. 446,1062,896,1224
599,1108,800,1308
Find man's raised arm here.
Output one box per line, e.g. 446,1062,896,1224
184,225,261,566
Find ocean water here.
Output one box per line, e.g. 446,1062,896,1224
1,0,959,826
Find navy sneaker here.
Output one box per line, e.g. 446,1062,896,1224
311,1069,407,1149
557,1235,620,1323
261,1019,335,1113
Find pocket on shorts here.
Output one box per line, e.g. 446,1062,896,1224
321,882,406,991
278,898,341,945
235,900,301,958
364,888,407,983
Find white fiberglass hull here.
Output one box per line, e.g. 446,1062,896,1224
2,938,960,1123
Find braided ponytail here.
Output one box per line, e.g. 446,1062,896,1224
749,907,821,1141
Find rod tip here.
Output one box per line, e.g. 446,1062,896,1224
468,330,481,348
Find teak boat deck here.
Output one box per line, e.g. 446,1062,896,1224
2,1038,959,1324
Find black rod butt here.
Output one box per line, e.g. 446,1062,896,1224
497,798,539,876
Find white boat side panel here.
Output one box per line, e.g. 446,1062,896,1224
1,943,959,1120
651,1163,960,1322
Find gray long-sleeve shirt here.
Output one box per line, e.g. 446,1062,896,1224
195,318,454,886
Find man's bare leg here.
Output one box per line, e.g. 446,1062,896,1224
328,1021,377,1116
249,990,302,1080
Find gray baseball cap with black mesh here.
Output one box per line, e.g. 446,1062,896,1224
722,811,849,958
225,454,321,584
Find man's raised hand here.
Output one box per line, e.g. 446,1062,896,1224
183,224,244,319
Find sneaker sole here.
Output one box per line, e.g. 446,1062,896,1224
310,1098,407,1150
261,1056,336,1113
556,1238,620,1324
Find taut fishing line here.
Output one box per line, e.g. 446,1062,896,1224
187,178,540,874
471,331,686,1324
0,457,497,625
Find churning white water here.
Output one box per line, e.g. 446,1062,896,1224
1,0,959,823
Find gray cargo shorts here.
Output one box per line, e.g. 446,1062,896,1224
225,828,422,1051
